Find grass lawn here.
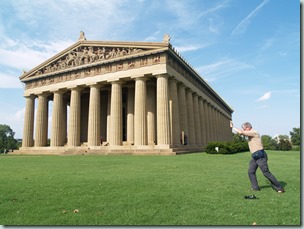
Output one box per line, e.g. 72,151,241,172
0,150,300,226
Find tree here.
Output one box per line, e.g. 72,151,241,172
0,124,18,153
261,135,278,150
232,133,247,143
278,138,292,151
290,127,300,146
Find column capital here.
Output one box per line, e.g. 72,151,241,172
133,75,149,81
24,94,36,99
86,82,103,89
168,77,179,83
109,80,125,85
156,74,169,79
37,92,51,98
51,89,66,94
68,85,84,91
185,87,194,94
192,92,199,97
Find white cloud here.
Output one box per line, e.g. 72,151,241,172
196,58,254,82
175,44,210,53
231,0,269,36
0,73,23,88
257,91,271,102
0,37,74,73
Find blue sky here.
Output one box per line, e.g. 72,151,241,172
0,0,300,139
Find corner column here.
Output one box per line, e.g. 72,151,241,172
22,95,35,147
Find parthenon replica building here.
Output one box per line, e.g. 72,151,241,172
18,32,233,155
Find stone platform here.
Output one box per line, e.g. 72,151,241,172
12,144,204,156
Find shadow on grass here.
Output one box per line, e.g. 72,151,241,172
260,181,287,190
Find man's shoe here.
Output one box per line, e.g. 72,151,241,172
277,188,285,193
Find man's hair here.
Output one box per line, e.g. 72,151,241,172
242,122,252,129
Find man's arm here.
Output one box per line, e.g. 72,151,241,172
230,121,244,135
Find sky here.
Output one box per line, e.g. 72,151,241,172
0,0,300,139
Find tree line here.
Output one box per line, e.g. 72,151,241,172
0,124,301,153
261,127,300,151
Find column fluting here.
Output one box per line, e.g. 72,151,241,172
51,90,64,147
156,75,171,145
147,82,156,145
110,81,123,146
127,86,135,144
177,84,188,145
134,77,147,145
68,87,82,146
186,89,195,145
193,94,202,145
169,78,181,146
88,84,101,146
22,95,35,147
35,93,48,147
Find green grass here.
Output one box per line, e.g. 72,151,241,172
0,151,300,226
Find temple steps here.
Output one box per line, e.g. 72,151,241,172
12,145,205,156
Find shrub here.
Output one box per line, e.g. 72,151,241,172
205,141,248,154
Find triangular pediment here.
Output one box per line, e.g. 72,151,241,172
20,40,170,81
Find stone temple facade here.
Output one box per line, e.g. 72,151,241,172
17,32,233,155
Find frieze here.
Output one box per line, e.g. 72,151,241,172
25,54,166,90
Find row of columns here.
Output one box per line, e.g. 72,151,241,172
22,74,232,148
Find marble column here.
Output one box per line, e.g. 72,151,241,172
35,93,48,147
100,91,108,143
199,98,207,146
22,95,35,147
88,84,101,146
207,103,214,142
106,90,111,142
61,98,68,146
68,87,82,146
204,101,211,143
177,83,188,144
51,90,64,147
156,74,171,145
134,77,147,145
147,81,156,145
110,81,123,146
193,94,201,145
169,78,181,146
127,86,134,144
186,89,195,145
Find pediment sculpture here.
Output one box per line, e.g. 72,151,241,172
33,45,147,77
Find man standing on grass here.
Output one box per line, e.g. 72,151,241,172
230,121,285,193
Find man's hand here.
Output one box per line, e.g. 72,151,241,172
230,121,234,128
